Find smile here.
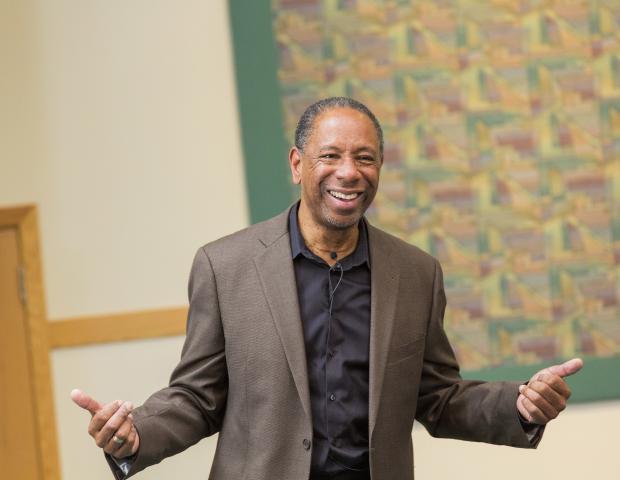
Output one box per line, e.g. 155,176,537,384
328,190,360,201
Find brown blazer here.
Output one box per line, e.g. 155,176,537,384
114,208,536,480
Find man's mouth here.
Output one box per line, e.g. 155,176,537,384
328,190,360,201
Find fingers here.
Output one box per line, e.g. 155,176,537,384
103,416,133,455
93,401,134,448
517,390,549,424
531,371,571,399
516,393,536,423
111,423,140,459
70,389,102,416
88,400,121,438
519,384,564,421
518,370,571,424
544,358,584,378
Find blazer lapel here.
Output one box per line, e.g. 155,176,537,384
254,222,311,420
368,225,400,436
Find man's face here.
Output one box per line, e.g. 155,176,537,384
289,107,382,230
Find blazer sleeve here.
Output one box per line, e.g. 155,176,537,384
414,259,541,448
111,247,229,478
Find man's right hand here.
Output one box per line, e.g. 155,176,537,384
70,389,140,459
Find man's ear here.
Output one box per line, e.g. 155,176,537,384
289,147,302,185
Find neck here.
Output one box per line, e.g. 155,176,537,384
297,202,359,266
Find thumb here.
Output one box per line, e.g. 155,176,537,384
544,358,584,378
70,388,102,415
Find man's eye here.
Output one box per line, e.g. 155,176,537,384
358,156,376,164
320,154,338,159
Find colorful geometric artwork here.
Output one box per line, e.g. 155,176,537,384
271,0,620,374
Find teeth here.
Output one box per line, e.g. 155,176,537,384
329,190,359,200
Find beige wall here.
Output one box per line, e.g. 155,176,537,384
1,0,243,478
413,400,620,479
1,1,618,479
1,0,248,320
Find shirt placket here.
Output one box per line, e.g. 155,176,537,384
325,266,337,448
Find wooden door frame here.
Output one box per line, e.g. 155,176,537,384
0,204,60,480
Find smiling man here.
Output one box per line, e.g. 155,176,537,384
290,104,381,263
73,97,583,480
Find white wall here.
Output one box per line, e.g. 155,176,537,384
1,0,245,478
1,1,618,479
1,0,248,320
413,400,620,479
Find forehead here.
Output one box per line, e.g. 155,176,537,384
308,107,378,148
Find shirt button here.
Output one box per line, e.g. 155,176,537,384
329,393,336,401
303,438,311,450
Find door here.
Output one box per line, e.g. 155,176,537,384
0,226,42,478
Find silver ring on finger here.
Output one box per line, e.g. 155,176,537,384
112,434,125,446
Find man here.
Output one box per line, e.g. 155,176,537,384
73,97,583,480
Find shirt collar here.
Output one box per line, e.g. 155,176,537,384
288,201,370,268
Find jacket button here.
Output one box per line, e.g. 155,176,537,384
303,438,311,450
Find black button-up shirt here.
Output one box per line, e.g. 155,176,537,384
289,204,371,476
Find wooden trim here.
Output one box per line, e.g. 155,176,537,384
0,204,32,225
1,204,61,480
48,307,188,348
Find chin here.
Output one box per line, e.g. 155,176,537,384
321,209,363,230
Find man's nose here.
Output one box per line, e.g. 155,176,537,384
335,156,361,182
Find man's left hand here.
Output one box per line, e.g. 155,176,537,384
517,358,583,425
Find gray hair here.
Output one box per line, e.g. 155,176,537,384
294,97,384,157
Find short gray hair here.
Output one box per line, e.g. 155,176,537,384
294,97,384,156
